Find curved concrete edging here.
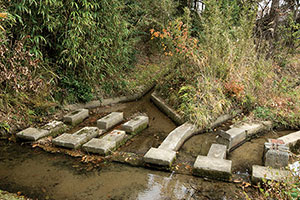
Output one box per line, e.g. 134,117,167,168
64,83,156,111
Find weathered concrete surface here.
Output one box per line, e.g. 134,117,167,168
252,165,289,184
278,131,300,147
217,121,272,150
209,109,242,129
52,127,100,149
263,141,289,169
144,147,176,167
83,130,127,155
16,127,49,141
150,92,184,125
158,123,197,151
121,115,149,134
97,112,123,130
63,109,89,126
207,144,227,159
41,121,66,136
193,155,232,181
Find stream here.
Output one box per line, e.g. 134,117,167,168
0,92,295,199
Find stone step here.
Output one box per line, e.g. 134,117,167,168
83,130,127,155
278,130,300,147
252,165,289,184
143,147,176,167
17,128,49,141
52,127,101,149
158,123,197,151
17,121,66,141
193,155,232,181
207,144,227,159
97,112,124,130
121,115,149,134
64,109,89,126
217,121,272,150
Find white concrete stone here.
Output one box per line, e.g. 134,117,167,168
63,109,89,125
82,130,127,155
193,155,232,181
252,165,289,184
41,121,65,136
264,149,289,169
17,127,49,141
207,144,227,159
144,147,176,167
278,131,300,147
217,121,272,150
52,127,100,149
97,112,123,130
158,123,197,151
121,115,149,134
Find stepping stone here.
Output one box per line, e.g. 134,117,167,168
97,112,123,130
193,155,232,181
252,165,289,184
41,121,66,136
158,123,197,151
121,115,149,134
63,109,89,125
264,141,289,169
217,121,272,151
278,130,300,147
144,147,176,167
53,127,101,149
207,144,227,159
83,130,127,155
17,127,49,141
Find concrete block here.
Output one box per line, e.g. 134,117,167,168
278,131,300,147
101,130,127,143
52,127,100,149
158,123,197,151
207,144,227,159
121,115,149,134
144,147,176,167
252,165,289,184
41,121,65,136
150,92,184,125
193,155,232,181
217,121,272,150
97,112,123,130
264,149,289,169
83,138,116,155
82,130,126,155
63,109,89,125
16,127,49,141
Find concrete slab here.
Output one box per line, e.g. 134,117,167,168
101,130,127,143
52,127,100,149
193,155,232,181
252,165,289,184
97,112,123,130
121,115,149,134
158,123,197,151
207,144,227,159
63,109,89,125
144,147,176,167
83,139,116,155
41,121,66,136
217,121,272,150
16,127,49,141
82,130,127,155
278,131,300,147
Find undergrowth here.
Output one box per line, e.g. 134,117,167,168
152,0,300,129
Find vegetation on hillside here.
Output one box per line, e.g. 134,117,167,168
0,0,299,131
